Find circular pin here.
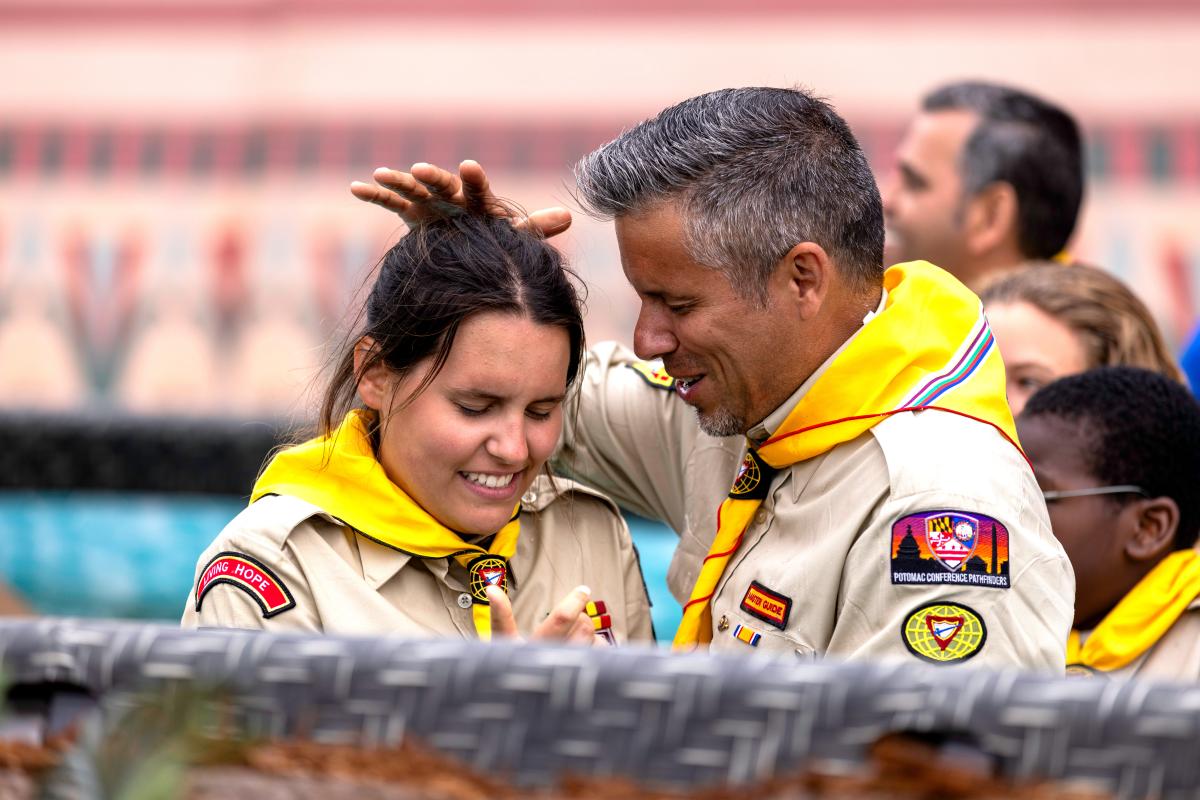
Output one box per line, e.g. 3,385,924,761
468,556,509,602
456,593,473,609
717,614,730,632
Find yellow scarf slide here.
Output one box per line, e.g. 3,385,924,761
673,260,1020,649
1067,549,1200,672
251,408,519,639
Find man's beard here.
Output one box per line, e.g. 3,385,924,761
695,405,746,438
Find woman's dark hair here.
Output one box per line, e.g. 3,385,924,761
319,212,584,437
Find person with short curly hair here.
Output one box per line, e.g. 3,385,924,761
1018,366,1200,680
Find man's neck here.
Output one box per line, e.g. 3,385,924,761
748,286,885,441
960,248,1027,292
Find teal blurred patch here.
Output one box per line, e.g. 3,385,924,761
0,491,242,619
625,513,682,643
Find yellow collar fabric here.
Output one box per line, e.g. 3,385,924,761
673,261,1020,649
1067,549,1200,673
252,409,519,638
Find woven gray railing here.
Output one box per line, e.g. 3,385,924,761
1,619,1198,798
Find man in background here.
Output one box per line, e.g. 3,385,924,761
882,81,1084,290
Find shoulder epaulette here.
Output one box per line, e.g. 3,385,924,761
626,361,676,391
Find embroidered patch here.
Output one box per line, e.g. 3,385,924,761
468,556,509,604
740,581,791,629
901,601,987,664
626,360,676,391
195,552,295,618
732,623,761,647
729,449,776,500
890,510,1011,589
586,600,616,645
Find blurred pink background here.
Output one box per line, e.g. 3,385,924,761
2,0,1199,419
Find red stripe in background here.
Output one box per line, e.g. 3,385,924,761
113,128,141,175
62,126,89,175
12,126,40,179
1112,125,1144,185
1176,125,1200,184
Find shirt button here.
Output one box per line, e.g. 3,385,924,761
753,509,769,526
457,593,473,609
521,490,537,505
717,614,730,632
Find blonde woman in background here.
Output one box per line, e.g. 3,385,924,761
980,262,1184,415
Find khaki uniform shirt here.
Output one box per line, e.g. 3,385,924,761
181,474,654,643
1073,600,1200,682
555,341,1073,671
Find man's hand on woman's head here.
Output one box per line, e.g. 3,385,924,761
487,584,596,644
350,160,572,238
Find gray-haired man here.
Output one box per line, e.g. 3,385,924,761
353,87,1073,669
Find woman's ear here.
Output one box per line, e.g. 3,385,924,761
354,336,391,411
1125,496,1179,562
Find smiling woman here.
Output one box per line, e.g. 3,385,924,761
180,213,653,645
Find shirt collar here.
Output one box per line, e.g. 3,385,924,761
356,526,518,592
747,288,887,446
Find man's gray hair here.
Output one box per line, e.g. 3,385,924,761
574,87,884,303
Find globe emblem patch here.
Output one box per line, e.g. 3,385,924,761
732,455,761,495
901,601,987,663
468,556,508,603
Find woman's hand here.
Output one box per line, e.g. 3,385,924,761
350,160,573,238
487,584,595,644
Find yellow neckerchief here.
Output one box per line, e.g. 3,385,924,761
1066,549,1200,672
673,260,1020,650
251,408,520,640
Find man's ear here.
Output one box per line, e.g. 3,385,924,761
778,241,832,321
1125,496,1179,563
963,182,1019,257
353,336,391,411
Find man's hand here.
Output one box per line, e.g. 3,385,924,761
487,584,595,643
350,160,572,238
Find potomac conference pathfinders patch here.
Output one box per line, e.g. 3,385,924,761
195,552,296,618
890,510,1010,589
901,601,987,664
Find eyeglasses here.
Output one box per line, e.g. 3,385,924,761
1041,485,1148,503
